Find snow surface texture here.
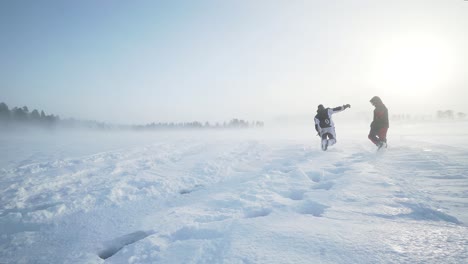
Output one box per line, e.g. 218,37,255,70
1,123,467,264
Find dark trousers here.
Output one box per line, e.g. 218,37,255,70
368,127,388,145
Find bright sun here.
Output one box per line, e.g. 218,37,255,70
369,34,455,97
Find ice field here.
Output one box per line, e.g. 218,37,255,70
1,122,467,263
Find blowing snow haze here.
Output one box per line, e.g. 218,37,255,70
1,0,468,124
1,2,468,263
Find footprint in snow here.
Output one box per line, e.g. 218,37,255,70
279,189,306,201
179,184,204,195
243,207,273,218
296,201,328,217
305,171,322,183
287,189,306,201
98,230,155,260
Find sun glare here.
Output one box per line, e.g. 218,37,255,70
369,34,455,97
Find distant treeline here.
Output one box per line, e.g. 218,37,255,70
390,110,466,121
0,102,264,130
436,110,466,120
0,102,59,127
134,119,265,131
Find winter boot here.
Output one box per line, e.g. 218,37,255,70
321,139,328,151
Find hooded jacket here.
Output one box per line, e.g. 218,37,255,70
371,101,389,129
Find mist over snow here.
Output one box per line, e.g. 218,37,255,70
1,0,468,263
1,121,467,263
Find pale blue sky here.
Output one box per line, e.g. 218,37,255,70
1,0,467,124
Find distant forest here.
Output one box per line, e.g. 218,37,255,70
0,102,264,130
0,102,59,127
390,110,466,121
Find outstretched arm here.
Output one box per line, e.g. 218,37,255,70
330,104,351,114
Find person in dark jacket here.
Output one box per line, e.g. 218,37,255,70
314,104,351,151
368,96,389,149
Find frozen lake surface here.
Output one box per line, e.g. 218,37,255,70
1,122,467,263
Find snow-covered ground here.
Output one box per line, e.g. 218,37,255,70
1,122,467,263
